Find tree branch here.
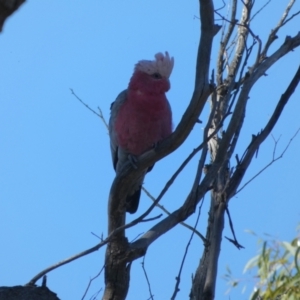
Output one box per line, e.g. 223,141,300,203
228,64,300,198
170,203,203,300
261,0,297,57
234,128,300,196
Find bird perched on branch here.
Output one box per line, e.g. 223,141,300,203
109,52,174,213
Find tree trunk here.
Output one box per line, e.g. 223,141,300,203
190,192,226,300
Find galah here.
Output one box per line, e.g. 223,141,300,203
109,52,174,214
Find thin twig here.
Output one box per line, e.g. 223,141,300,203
69,88,109,128
97,106,109,129
130,232,144,243
219,4,263,70
214,0,226,13
70,88,101,117
142,187,205,241
170,201,204,300
282,10,300,26
214,9,260,44
91,232,103,241
89,288,102,300
27,239,108,285
250,0,271,21
139,214,162,222
81,266,104,300
227,63,300,198
225,206,244,250
141,255,154,300
26,207,162,284
234,127,300,196
261,0,296,57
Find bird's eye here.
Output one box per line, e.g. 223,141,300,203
152,73,162,79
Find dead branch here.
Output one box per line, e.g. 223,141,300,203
141,255,154,300
69,88,109,129
81,266,104,300
251,0,272,21
142,187,205,241
70,88,101,118
170,203,203,300
234,127,300,196
27,240,108,286
227,64,300,198
224,207,244,250
261,0,297,58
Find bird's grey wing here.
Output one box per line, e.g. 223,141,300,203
109,89,128,170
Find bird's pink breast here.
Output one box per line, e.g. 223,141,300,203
114,91,172,155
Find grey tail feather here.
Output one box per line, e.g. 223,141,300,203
126,165,154,213
147,164,154,173
126,187,141,214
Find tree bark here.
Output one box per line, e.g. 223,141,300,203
0,0,25,32
0,285,60,300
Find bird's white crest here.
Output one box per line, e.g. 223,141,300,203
135,52,174,78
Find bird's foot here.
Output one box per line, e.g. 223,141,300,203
128,154,138,169
152,141,161,152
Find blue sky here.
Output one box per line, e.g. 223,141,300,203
1,1,300,299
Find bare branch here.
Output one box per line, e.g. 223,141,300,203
228,64,300,198
142,187,205,241
218,35,300,174
251,0,272,21
214,4,261,48
69,88,109,130
97,107,109,129
261,0,297,57
224,207,244,250
234,127,300,196
70,89,101,117
216,0,237,86
141,255,154,300
282,9,300,26
27,208,162,286
139,214,162,223
81,266,104,300
170,203,203,300
27,240,108,286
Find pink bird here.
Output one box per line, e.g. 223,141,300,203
109,52,174,213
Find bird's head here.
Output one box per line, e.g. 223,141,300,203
129,52,174,95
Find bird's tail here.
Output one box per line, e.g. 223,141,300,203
126,187,141,214
126,164,155,213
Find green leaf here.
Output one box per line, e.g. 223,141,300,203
282,241,296,256
243,254,259,273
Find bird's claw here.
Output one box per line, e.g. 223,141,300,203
128,154,138,169
152,141,160,152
